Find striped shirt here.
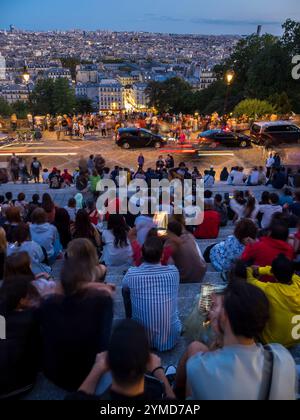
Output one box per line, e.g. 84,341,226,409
122,263,182,351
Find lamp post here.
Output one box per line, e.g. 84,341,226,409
22,67,34,131
223,70,235,116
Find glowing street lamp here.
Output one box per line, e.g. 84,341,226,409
223,70,235,116
22,67,34,130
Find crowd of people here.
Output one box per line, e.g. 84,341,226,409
0,150,300,400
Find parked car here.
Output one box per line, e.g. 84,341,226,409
197,129,251,149
115,128,167,149
250,121,300,146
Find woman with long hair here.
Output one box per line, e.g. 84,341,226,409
101,214,132,266
71,209,100,248
3,207,22,243
54,208,72,249
243,196,259,222
66,238,106,282
41,193,56,223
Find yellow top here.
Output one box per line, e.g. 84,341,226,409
247,266,300,348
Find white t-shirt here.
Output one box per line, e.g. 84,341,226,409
250,170,259,185
232,171,246,185
101,229,133,266
187,343,297,400
259,204,282,229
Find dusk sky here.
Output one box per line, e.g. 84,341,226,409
1,0,299,35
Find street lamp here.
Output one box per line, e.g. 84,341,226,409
223,70,235,116
22,67,34,130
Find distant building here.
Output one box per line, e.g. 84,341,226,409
132,83,149,110
199,69,217,90
98,79,124,111
75,83,99,109
76,64,99,84
0,84,29,104
44,67,72,81
0,53,6,80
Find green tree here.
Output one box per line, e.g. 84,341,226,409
60,57,81,80
12,101,30,119
52,78,76,115
268,92,292,115
75,97,94,113
31,79,55,115
282,19,300,55
233,99,276,119
0,98,12,116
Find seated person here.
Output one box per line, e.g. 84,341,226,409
259,193,282,229
166,221,207,283
209,219,258,272
0,276,41,398
194,199,220,239
175,280,297,400
241,220,294,280
66,320,175,400
122,237,181,352
39,259,114,391
247,254,300,348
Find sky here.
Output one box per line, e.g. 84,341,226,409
1,0,299,35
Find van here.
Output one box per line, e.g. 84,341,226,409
250,121,300,146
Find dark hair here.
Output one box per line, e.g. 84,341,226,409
243,196,256,218
4,252,34,280
31,208,47,224
269,193,279,205
5,192,12,201
272,254,294,284
54,208,71,249
31,194,40,204
108,320,149,386
11,223,30,244
224,280,269,339
234,219,258,242
0,195,4,204
107,214,128,248
168,220,183,237
270,220,289,241
5,207,21,224
68,198,76,208
73,209,95,241
204,190,213,199
283,188,292,196
260,191,270,204
17,192,25,201
294,191,300,202
142,236,163,264
41,193,55,213
0,276,35,314
60,258,91,295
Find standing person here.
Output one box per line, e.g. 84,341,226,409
138,153,145,168
266,153,274,179
122,237,181,352
87,155,95,175
101,121,107,137
30,157,42,183
55,119,63,141
9,153,19,183
18,158,30,184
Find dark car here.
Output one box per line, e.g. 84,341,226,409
197,129,251,149
250,121,300,146
115,128,167,149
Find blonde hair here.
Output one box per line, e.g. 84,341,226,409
67,238,99,268
0,227,7,253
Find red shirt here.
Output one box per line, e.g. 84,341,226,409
194,210,220,239
242,236,294,282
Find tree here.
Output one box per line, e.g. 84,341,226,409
52,78,76,115
282,19,300,55
233,99,276,119
0,98,12,116
60,57,81,80
146,77,193,113
268,92,292,115
31,78,76,115
75,97,94,113
12,101,30,119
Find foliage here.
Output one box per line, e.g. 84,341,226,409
0,98,12,116
233,99,276,119
75,97,94,113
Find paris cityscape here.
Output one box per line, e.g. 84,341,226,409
0,0,299,407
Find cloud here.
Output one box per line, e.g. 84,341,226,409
143,13,280,27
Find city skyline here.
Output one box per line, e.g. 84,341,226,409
1,0,299,35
